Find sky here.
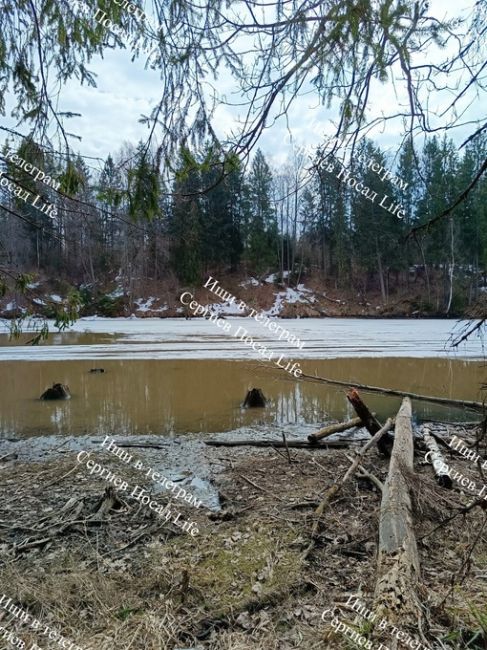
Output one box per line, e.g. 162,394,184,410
1,0,483,170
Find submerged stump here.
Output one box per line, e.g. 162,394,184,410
243,388,267,408
40,383,71,400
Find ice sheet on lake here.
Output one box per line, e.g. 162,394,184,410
0,317,483,360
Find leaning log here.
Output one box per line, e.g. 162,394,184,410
295,371,484,412
307,416,364,444
422,424,453,488
374,397,422,639
347,389,394,456
205,438,362,449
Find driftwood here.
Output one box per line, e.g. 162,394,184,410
421,425,453,488
302,417,394,559
0,452,17,462
307,416,364,444
92,486,125,518
347,389,394,456
346,454,384,492
374,398,422,640
114,442,170,449
205,438,364,449
296,371,484,412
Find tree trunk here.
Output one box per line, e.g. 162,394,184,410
446,216,454,314
421,424,453,488
205,438,358,449
377,243,387,303
297,371,484,412
346,389,394,456
374,398,422,640
308,416,364,444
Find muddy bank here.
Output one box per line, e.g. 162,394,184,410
1,421,486,649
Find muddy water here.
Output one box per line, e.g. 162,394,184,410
0,357,483,438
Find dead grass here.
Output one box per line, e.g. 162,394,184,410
0,427,486,649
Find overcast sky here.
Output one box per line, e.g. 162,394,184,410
2,0,482,169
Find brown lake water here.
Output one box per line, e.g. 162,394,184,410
0,357,483,438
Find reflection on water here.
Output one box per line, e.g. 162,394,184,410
0,358,483,438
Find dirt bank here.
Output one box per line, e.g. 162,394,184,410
2,271,482,321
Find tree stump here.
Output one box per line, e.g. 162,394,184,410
243,388,267,408
40,383,71,400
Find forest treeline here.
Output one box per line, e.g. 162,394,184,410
1,133,486,315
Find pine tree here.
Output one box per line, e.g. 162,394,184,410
351,140,405,302
170,148,203,284
246,150,278,273
417,136,459,311
199,144,243,271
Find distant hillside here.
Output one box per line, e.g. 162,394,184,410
1,269,481,321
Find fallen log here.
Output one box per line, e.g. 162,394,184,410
296,371,484,412
307,416,364,444
205,438,365,449
374,397,422,640
418,428,478,454
421,425,453,488
417,418,482,427
302,417,394,559
347,389,394,456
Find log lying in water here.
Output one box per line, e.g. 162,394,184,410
205,438,365,449
307,416,364,444
347,389,394,456
421,425,453,488
374,397,422,635
296,371,484,412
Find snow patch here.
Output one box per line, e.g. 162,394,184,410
264,271,291,283
263,285,315,316
107,287,124,299
133,298,169,313
207,300,243,316
135,297,155,312
239,277,261,288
